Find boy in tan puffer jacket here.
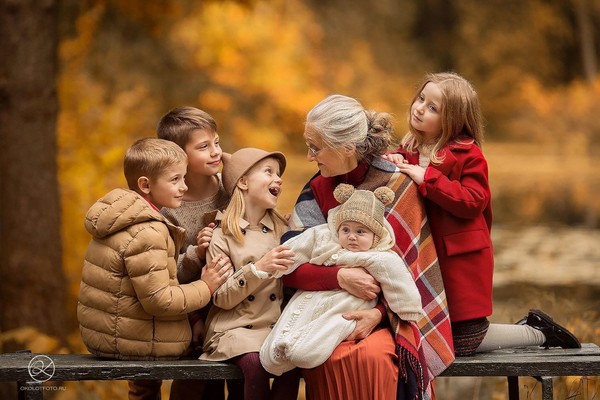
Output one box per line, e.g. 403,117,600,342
77,138,231,399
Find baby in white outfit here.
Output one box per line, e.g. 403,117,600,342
260,184,423,376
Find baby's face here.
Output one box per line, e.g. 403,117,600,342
337,221,375,252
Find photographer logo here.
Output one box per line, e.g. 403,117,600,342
27,355,55,382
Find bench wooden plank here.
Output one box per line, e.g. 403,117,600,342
1,344,599,400
440,343,600,376
0,352,243,381
440,344,600,400
1,344,599,381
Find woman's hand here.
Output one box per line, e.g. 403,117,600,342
342,308,382,341
337,267,381,300
196,223,216,261
397,163,426,185
255,245,296,274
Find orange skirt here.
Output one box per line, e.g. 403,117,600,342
302,328,398,400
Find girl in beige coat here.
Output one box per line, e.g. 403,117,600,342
200,148,300,400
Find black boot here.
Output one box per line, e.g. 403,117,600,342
516,309,581,349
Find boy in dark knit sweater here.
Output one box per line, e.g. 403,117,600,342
156,106,233,400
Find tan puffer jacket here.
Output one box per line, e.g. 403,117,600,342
77,188,211,360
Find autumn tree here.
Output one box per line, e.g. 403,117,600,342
576,0,597,83
0,0,68,363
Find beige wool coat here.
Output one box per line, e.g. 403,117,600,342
201,213,284,361
77,188,212,360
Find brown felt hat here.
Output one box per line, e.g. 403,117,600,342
221,148,287,195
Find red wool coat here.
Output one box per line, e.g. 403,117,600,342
395,139,494,322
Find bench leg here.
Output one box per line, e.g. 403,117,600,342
535,376,553,400
17,381,43,400
507,376,520,400
507,376,554,400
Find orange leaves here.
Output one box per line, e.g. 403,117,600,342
0,327,67,355
172,1,325,110
507,75,600,143
59,1,104,67
111,0,183,35
198,89,234,112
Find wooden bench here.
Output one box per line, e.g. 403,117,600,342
439,343,600,399
1,344,599,400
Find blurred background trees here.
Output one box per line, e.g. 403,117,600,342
1,0,599,397
0,0,68,355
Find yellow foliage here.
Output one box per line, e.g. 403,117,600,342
59,2,104,67
112,0,182,35
198,89,234,112
171,1,326,111
165,0,417,154
0,327,67,354
58,3,163,319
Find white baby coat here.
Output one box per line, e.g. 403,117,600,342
259,205,422,376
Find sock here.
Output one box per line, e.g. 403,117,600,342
476,323,545,352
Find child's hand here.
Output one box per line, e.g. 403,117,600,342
381,153,406,167
397,163,426,185
196,223,216,261
255,245,295,274
201,253,232,293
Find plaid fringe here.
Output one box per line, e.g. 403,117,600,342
388,303,427,400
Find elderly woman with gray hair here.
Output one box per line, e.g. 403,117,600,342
280,94,455,400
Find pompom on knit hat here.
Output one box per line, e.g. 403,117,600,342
221,148,287,195
333,183,395,247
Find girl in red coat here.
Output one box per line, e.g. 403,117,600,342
385,72,581,356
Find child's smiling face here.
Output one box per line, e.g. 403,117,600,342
184,129,222,177
145,161,188,209
239,157,283,211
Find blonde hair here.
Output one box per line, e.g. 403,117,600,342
157,106,218,149
124,138,187,190
402,72,484,165
220,189,288,244
220,160,288,244
305,94,396,162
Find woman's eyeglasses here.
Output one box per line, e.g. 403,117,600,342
305,142,322,156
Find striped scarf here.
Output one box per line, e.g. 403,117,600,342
290,158,455,399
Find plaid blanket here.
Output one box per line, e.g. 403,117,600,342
289,158,455,398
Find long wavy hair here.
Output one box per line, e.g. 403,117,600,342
401,72,484,165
